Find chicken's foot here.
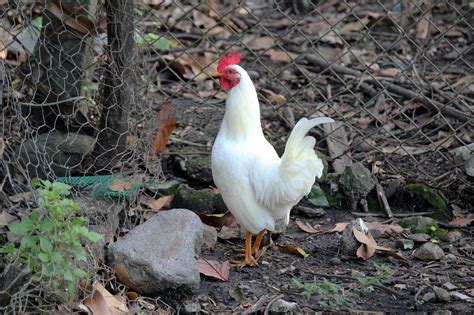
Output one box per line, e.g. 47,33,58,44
230,232,257,267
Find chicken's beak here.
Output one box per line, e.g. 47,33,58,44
212,71,222,78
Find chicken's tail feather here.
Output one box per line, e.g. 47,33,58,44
281,117,334,181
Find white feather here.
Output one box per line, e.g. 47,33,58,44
211,65,334,234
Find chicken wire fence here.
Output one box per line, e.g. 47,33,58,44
0,0,473,312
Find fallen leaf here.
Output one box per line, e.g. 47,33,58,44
352,228,377,260
198,258,230,281
320,31,343,45
263,49,297,63
327,222,350,233
147,195,174,211
108,178,132,192
113,264,135,287
378,68,401,77
8,192,33,203
246,36,274,50
340,17,369,33
261,88,286,105
295,219,320,234
323,120,352,174
375,245,407,261
449,217,474,227
394,283,407,290
152,101,176,156
0,211,17,227
279,244,309,258
382,137,454,155
466,288,474,297
197,211,237,228
366,221,404,236
84,282,129,315
416,15,430,40
126,291,139,300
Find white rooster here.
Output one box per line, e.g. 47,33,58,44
211,52,334,266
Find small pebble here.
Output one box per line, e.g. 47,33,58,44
422,292,436,303
415,242,445,261
441,253,457,263
329,257,341,265
433,286,451,302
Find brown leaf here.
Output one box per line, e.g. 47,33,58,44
198,258,230,281
323,121,352,174
246,36,275,50
147,195,174,211
378,68,401,77
366,222,404,236
108,178,132,192
263,49,297,63
326,222,349,233
295,219,320,234
261,88,286,105
375,245,407,261
113,264,136,288
279,244,309,258
0,211,17,227
382,137,454,155
125,291,139,300
197,211,237,228
416,16,430,40
449,217,474,227
8,192,33,203
152,101,176,156
352,228,377,260
84,282,129,315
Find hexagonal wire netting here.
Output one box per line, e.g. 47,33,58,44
0,0,472,312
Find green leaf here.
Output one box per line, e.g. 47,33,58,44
20,235,38,248
39,237,53,253
307,184,329,207
73,268,88,278
38,252,50,263
9,219,34,236
0,243,16,254
29,211,40,223
51,251,64,263
86,231,102,243
39,218,54,233
69,245,87,261
51,181,71,195
31,178,42,188
135,32,172,50
64,270,74,282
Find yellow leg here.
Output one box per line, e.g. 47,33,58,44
252,230,265,256
230,232,256,267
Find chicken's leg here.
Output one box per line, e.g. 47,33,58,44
230,232,256,267
252,230,265,257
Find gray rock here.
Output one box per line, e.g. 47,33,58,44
409,233,431,243
422,292,436,303
108,209,203,295
441,253,457,263
329,257,341,265
396,238,415,250
182,302,201,314
450,143,474,177
202,224,217,250
294,206,326,218
177,155,213,184
171,184,227,214
338,218,368,255
450,291,473,302
338,163,375,211
446,230,462,243
269,299,298,313
399,216,436,234
415,242,445,261
442,282,457,291
433,286,451,302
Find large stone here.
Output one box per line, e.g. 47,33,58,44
107,209,203,295
450,143,474,177
338,163,375,211
394,184,449,220
414,242,445,261
171,184,227,214
399,216,436,234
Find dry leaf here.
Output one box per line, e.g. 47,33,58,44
261,88,286,105
323,121,352,174
108,178,132,192
449,217,474,227
197,211,237,228
8,192,33,203
366,222,404,236
113,264,135,287
295,219,320,234
84,282,129,315
0,211,17,227
147,195,174,211
382,137,454,155
263,49,297,63
375,245,407,261
340,17,369,33
394,283,407,290
246,36,274,50
352,227,377,260
279,244,309,258
416,16,430,40
126,291,139,300
327,222,350,233
152,101,176,156
320,31,343,45
378,68,401,77
198,258,230,281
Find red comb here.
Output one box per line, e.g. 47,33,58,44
217,51,241,72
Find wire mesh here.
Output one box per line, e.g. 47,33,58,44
0,0,473,312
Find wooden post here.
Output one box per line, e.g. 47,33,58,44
92,0,134,168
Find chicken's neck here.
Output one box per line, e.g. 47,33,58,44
219,76,264,141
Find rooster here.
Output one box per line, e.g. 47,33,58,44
211,52,334,266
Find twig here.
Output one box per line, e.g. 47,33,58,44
263,294,284,315
374,178,393,218
304,54,472,122
351,212,433,218
16,96,88,107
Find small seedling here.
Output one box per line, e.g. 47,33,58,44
293,278,353,310
357,263,394,293
1,180,102,301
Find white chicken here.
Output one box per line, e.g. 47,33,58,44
211,52,334,266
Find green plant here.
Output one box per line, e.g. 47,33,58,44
1,180,102,301
357,263,394,293
293,278,353,310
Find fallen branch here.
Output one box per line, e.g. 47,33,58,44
304,54,472,123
